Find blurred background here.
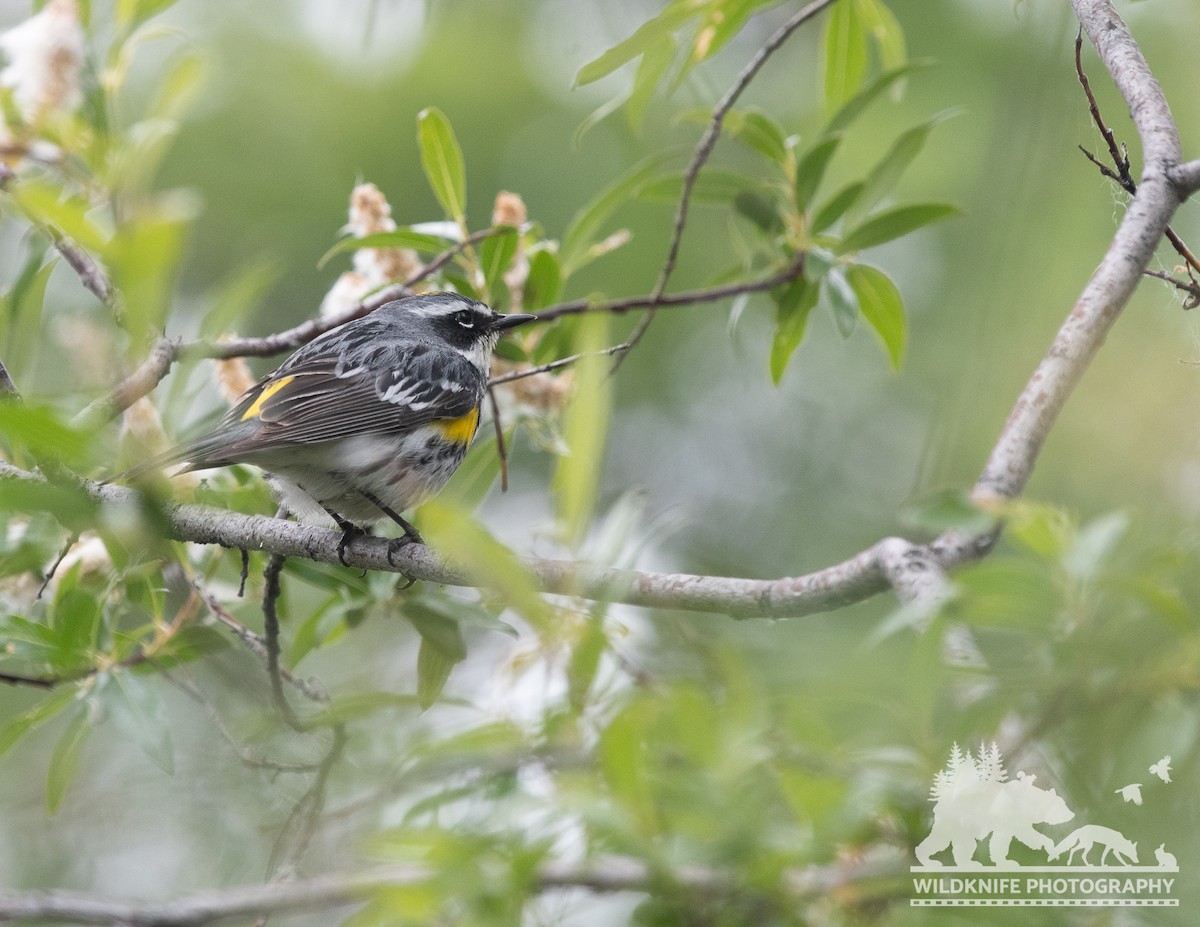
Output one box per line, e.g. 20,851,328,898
1,0,1199,921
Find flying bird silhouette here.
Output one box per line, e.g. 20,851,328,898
1149,756,1172,784
1115,783,1143,805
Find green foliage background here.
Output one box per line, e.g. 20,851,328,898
1,0,1199,924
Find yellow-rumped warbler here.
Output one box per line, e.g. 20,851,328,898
125,292,535,560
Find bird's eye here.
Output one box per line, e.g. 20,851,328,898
453,310,475,329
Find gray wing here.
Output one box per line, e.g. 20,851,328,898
185,343,485,465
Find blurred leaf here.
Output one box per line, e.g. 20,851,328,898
733,190,782,233
824,266,859,338
1005,501,1074,561
480,227,519,307
574,3,694,86
318,229,456,271
637,168,758,205
826,60,931,134
794,135,842,215
769,276,819,385
109,671,174,773
847,263,905,369
811,180,865,234
561,149,679,274
902,489,998,537
116,0,180,31
845,111,959,227
11,182,110,253
199,258,283,337
735,109,789,165
523,248,563,310
553,313,610,547
307,692,424,727
838,202,958,253
857,0,907,71
600,699,655,833
821,0,868,117
1,249,54,382
627,35,676,131
46,704,91,816
105,193,198,348
418,501,555,631
417,107,467,223
0,403,99,471
414,608,467,709
148,48,206,122
0,686,78,758
0,478,99,525
1064,510,1129,582
567,611,607,714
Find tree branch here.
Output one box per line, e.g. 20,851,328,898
615,0,838,367
974,0,1185,503
0,853,902,926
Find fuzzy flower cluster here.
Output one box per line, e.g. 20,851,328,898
319,182,421,322
0,0,85,149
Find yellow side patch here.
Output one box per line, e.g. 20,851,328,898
241,376,295,421
435,406,480,444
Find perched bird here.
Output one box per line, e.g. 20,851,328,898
123,293,535,561
1149,756,1172,784
1114,783,1143,805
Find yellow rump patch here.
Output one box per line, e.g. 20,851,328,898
435,406,480,444
241,376,295,421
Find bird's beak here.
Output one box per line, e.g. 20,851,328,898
489,312,537,333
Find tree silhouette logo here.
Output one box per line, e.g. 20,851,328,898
910,743,1180,908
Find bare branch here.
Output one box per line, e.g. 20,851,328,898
0,853,903,927
73,336,182,427
615,0,838,367
975,0,1186,503
50,232,116,308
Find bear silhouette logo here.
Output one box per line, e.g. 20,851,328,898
915,743,1074,869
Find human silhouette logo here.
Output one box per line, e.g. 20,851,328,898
910,743,1179,908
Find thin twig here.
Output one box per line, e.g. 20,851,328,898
267,724,347,883
1074,29,1200,277
190,575,328,703
487,344,624,386
485,385,508,492
1142,268,1200,307
262,551,303,730
613,0,838,369
50,231,116,308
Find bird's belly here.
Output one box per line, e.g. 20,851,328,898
255,429,470,523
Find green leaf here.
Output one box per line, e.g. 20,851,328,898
109,671,174,774
0,686,78,759
847,264,905,369
0,403,99,471
116,0,180,30
794,135,842,215
845,111,959,227
317,229,457,270
826,60,931,134
811,181,865,234
523,248,563,310
1064,510,1129,581
902,489,998,536
480,227,520,307
821,0,868,117
626,34,676,131
417,107,467,223
410,606,468,710
573,2,694,86
636,168,758,204
769,276,819,385
46,705,92,816
553,313,611,548
600,700,655,832
733,190,782,233
732,109,789,165
838,202,958,253
11,182,110,252
561,150,679,274
824,266,860,338
417,501,556,631
857,0,907,71
567,611,608,715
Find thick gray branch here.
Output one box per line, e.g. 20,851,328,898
975,0,1185,502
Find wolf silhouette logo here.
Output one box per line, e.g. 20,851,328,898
915,743,1074,868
